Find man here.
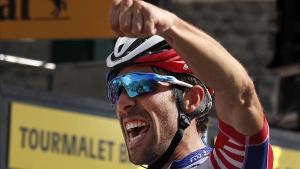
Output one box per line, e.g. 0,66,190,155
106,0,273,168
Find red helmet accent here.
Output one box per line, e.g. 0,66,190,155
134,49,193,74
133,49,215,95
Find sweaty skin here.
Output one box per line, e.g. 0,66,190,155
116,66,205,167
110,0,265,168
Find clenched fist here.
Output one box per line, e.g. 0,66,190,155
109,0,176,37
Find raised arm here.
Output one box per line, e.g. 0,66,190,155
162,17,264,136
110,0,264,136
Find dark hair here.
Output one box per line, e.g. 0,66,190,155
151,67,209,134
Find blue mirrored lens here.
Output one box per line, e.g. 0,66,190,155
107,72,193,104
108,73,159,104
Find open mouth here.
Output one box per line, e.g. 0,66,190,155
125,120,150,142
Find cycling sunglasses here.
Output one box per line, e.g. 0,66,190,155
108,72,193,104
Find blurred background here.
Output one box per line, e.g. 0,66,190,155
0,0,299,169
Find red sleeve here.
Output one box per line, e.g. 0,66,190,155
210,117,273,169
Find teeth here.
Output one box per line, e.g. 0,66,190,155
125,120,148,130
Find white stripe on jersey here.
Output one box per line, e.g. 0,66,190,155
213,149,228,169
223,145,245,156
219,149,243,168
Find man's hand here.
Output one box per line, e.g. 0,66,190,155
110,0,176,37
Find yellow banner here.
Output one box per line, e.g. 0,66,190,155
9,102,140,169
273,145,300,169
0,0,114,40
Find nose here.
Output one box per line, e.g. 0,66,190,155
117,90,135,113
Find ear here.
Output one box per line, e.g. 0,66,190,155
184,85,205,113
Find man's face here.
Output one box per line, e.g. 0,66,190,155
115,66,179,164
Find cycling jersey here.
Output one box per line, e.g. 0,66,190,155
170,117,273,169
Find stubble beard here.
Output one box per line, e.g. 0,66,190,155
127,120,176,165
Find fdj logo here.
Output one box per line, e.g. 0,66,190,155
0,0,68,21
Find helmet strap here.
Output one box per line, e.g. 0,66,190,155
148,89,192,169
147,86,210,169
148,112,191,169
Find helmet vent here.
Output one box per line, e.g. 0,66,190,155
106,35,166,67
118,44,124,53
